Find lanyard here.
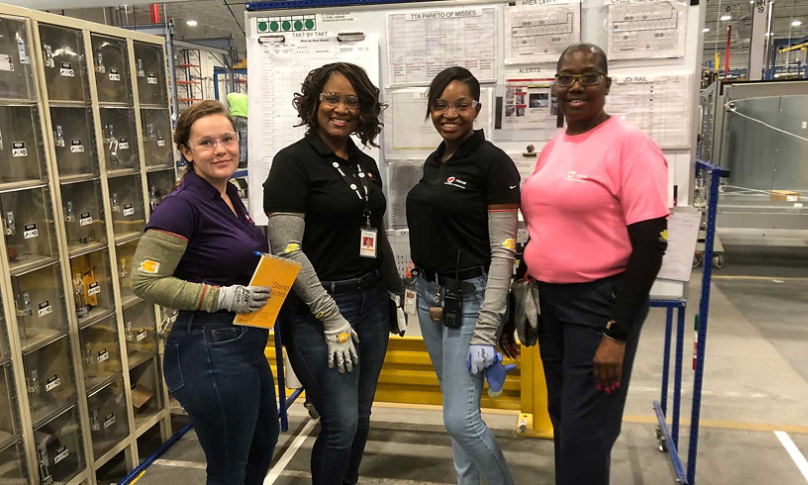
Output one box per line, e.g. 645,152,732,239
330,160,372,228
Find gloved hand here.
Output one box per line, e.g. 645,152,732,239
467,344,497,375
485,352,518,397
323,314,359,373
512,279,540,347
217,285,271,313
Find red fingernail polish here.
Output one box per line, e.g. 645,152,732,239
605,388,611,394
616,382,621,389
597,385,602,391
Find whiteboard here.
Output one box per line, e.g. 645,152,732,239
246,0,706,299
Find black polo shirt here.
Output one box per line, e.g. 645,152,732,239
263,133,386,281
407,130,520,274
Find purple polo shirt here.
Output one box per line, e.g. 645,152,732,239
146,170,268,287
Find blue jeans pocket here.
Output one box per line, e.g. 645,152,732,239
207,326,246,346
163,343,184,393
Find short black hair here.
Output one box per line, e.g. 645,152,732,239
425,66,481,118
292,62,385,148
557,43,609,74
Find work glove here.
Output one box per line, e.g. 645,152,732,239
217,285,271,313
485,352,518,397
467,344,497,375
512,279,540,347
323,314,360,373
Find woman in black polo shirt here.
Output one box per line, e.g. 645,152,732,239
263,62,403,485
131,100,277,484
406,67,520,485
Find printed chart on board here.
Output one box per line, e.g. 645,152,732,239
502,78,560,136
504,0,581,65
387,161,424,230
386,6,498,86
606,0,687,60
246,34,380,225
605,72,692,149
383,87,494,160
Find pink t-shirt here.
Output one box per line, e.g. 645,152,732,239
521,117,670,284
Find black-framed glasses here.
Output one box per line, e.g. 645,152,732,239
319,92,360,109
554,72,606,87
432,98,479,113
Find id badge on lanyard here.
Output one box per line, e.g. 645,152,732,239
332,161,377,259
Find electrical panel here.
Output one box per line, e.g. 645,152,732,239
50,106,97,180
9,262,67,353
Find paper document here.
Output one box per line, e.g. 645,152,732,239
605,72,692,149
387,6,498,86
504,0,581,65
384,87,493,159
657,206,701,282
607,0,687,60
247,34,380,225
387,161,424,229
502,78,561,136
233,254,302,329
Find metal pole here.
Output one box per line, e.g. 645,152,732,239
165,19,180,121
724,25,732,76
228,34,236,94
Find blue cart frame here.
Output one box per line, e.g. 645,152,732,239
650,160,727,484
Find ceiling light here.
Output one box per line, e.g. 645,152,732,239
720,14,732,21
792,20,802,26
703,27,710,32
186,20,198,27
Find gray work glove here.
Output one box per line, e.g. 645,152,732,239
322,314,360,373
217,285,271,313
512,279,540,347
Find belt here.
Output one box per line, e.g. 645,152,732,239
414,267,483,293
322,270,382,295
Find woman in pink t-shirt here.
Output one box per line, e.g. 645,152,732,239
505,44,670,485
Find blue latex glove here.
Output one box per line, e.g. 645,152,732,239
485,353,518,397
467,344,497,375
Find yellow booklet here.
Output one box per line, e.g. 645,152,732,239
233,253,302,329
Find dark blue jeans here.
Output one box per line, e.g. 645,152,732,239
279,282,389,485
538,274,648,485
164,311,279,485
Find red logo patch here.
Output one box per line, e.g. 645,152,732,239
447,176,456,183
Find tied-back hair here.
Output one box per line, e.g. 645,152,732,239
425,66,481,119
557,43,609,74
292,62,385,148
171,100,237,191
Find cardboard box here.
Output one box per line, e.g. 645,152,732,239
771,190,801,202
131,384,154,409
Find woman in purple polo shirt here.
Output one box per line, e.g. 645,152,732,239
131,100,278,485
263,62,404,485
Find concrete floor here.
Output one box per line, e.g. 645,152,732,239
133,255,808,485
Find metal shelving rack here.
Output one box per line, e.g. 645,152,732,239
174,48,203,113
0,5,174,484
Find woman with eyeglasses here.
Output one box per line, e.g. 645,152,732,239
511,43,669,485
131,100,278,485
263,62,403,485
406,66,520,485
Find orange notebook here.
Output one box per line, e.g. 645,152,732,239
233,253,301,329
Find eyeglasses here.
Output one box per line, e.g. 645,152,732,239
319,92,360,109
554,72,606,87
432,98,479,113
188,132,239,151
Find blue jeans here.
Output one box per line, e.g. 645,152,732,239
415,274,515,485
538,274,648,485
164,311,279,485
279,281,389,485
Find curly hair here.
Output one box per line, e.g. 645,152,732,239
292,62,385,148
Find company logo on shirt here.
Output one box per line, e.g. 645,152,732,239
565,171,589,183
444,176,468,189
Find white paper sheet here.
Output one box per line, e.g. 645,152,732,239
386,6,498,86
504,0,581,65
386,160,424,230
247,34,380,225
605,72,692,149
502,78,561,136
658,206,702,282
606,0,688,60
383,87,494,160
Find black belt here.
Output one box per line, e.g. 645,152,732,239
322,270,382,295
414,267,484,293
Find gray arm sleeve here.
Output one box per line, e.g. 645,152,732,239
378,229,404,298
471,210,519,346
131,230,221,312
266,212,341,320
